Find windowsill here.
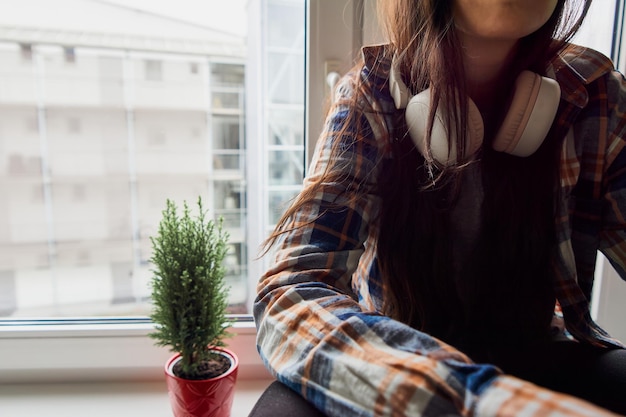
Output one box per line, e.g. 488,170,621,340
0,378,274,417
0,318,274,415
0,317,270,384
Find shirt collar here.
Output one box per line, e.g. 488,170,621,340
362,43,615,111
549,44,614,109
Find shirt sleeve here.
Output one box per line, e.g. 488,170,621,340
253,71,618,417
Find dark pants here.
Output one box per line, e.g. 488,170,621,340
492,341,626,415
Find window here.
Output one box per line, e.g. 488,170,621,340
212,63,245,86
144,60,162,81
20,43,32,61
0,0,328,381
189,62,199,75
63,47,76,64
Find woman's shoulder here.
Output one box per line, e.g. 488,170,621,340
330,43,397,119
551,43,616,85
331,44,391,100
353,44,397,112
361,43,393,77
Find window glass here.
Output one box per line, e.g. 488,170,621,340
0,0,305,318
268,150,304,186
212,91,241,110
268,52,305,104
213,116,241,150
212,63,245,87
269,110,304,146
268,189,300,225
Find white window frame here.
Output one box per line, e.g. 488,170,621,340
0,0,366,383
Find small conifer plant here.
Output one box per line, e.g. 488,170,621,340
149,197,232,380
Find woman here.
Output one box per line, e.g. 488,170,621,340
254,0,626,415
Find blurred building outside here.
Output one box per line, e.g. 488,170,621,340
0,0,305,317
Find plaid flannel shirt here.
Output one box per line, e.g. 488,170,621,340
254,43,626,416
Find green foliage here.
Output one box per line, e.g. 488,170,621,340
149,197,232,379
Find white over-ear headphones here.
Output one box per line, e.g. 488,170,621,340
389,57,562,166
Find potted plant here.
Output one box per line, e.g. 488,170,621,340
149,197,238,417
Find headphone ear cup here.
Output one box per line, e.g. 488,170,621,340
493,71,561,156
406,89,484,165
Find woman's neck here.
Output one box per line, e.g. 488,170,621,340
458,32,519,112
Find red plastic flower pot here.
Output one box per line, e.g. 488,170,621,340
164,347,239,417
